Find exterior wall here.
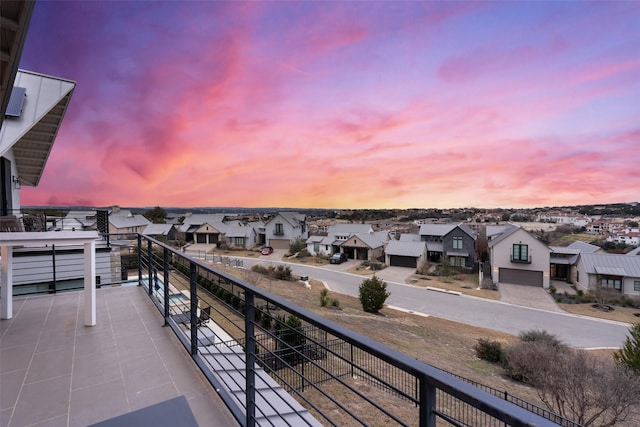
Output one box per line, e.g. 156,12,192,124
490,228,550,288
11,244,113,287
266,214,307,245
340,235,383,261
442,228,476,270
623,277,640,297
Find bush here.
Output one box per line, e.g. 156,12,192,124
549,285,556,294
330,298,340,308
474,339,505,364
615,323,640,374
358,276,390,313
320,289,329,307
518,329,566,349
289,238,306,255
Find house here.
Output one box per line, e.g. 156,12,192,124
305,223,378,257
488,226,550,288
177,213,237,243
607,229,640,246
575,253,640,297
419,223,477,271
248,221,266,246
548,241,602,283
385,240,427,269
222,224,257,249
108,210,151,234
143,223,177,241
264,212,308,250
339,233,385,262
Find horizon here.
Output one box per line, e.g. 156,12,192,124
17,1,640,209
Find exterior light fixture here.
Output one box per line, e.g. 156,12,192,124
12,176,21,189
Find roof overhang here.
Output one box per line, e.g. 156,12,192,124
594,266,627,276
1,1,35,124
0,70,76,187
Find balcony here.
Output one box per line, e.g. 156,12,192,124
511,255,532,264
0,230,574,426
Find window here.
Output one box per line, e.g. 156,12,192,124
449,256,465,267
453,236,463,250
635,281,640,292
234,237,244,246
274,223,284,235
601,277,622,290
512,244,529,262
313,242,320,252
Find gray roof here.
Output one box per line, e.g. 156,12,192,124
373,231,391,243
328,223,373,235
418,223,457,237
627,247,640,256
487,225,521,248
567,241,601,254
224,225,254,238
268,212,306,227
399,233,421,242
550,255,578,265
457,223,477,240
305,235,325,244
341,233,383,249
580,253,640,278
143,224,174,236
426,242,443,253
385,241,426,257
486,224,517,240
549,247,581,255
110,214,151,229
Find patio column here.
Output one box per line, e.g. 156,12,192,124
84,239,96,326
1,246,13,319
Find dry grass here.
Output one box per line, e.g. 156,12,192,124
405,274,499,300
559,303,639,325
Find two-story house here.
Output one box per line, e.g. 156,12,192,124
264,212,308,249
488,225,550,288
419,223,477,271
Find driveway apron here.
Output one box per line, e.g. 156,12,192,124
499,283,565,313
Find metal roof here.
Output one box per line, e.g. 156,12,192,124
549,246,581,255
385,240,426,257
594,266,627,276
143,224,175,236
341,232,383,249
567,241,601,254
399,233,421,242
580,253,640,278
418,223,457,237
426,242,443,253
328,223,373,235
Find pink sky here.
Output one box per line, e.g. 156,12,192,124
18,1,640,209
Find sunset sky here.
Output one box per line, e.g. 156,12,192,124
18,1,640,209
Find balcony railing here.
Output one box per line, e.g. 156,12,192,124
510,255,532,264
136,233,568,427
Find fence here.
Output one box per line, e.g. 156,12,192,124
137,233,565,427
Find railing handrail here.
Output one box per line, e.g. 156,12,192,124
139,233,561,426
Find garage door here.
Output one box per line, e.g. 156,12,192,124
389,255,417,268
499,268,543,287
269,239,290,250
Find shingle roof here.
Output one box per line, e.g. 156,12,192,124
110,214,151,229
580,253,640,278
341,233,383,249
385,240,426,257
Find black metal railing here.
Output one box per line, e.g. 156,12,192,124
137,234,567,427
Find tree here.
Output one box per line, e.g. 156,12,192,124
505,331,640,426
143,206,167,224
614,323,640,374
358,275,390,313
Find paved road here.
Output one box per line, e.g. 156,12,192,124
195,254,630,349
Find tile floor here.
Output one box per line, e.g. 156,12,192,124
0,285,238,427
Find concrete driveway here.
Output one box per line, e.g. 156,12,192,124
498,283,565,313
374,266,414,283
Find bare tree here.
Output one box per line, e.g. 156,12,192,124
506,341,640,426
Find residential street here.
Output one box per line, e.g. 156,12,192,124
188,251,631,349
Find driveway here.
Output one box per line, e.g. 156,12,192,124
374,266,414,283
498,283,565,313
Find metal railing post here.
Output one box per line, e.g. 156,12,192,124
163,247,169,326
147,240,153,296
189,262,198,356
419,377,436,427
245,291,256,427
137,234,142,286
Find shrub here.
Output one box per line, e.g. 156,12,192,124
614,323,640,374
518,329,566,349
474,339,505,364
260,313,272,329
358,275,390,313
320,289,329,307
289,238,306,255
549,285,556,294
330,298,340,308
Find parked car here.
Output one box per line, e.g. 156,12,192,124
261,246,273,255
329,252,348,264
